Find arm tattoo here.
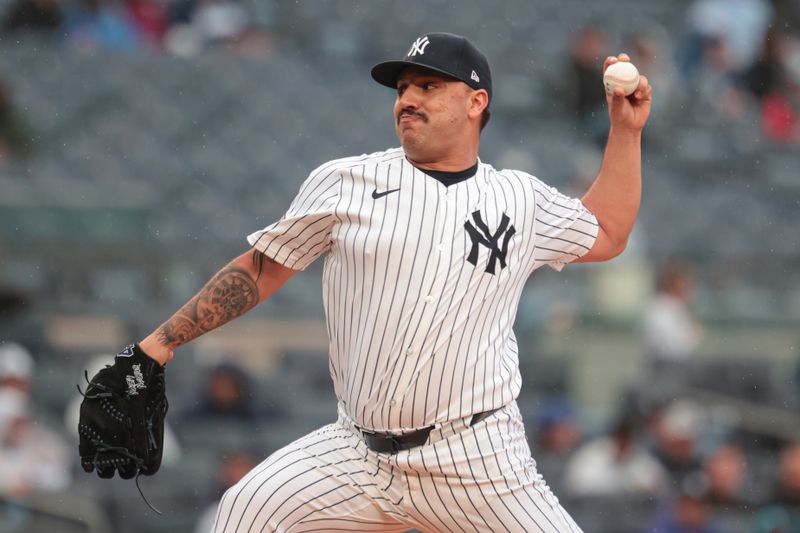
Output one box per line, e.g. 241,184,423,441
155,263,260,349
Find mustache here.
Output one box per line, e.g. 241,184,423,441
397,108,428,124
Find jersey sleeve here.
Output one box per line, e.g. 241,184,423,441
531,178,599,272
246,163,341,271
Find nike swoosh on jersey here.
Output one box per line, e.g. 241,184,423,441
372,188,400,199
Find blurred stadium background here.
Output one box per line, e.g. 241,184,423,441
0,0,799,531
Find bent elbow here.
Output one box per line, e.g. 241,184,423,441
592,235,628,262
607,237,629,260
579,227,631,263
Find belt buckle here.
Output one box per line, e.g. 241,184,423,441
361,429,401,454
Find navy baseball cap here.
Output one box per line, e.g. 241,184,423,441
371,32,492,102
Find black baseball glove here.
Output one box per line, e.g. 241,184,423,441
78,344,168,481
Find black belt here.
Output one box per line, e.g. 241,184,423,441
359,407,501,454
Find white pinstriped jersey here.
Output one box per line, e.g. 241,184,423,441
247,147,598,432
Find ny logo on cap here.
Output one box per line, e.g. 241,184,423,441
408,36,430,57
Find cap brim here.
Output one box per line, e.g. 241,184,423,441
370,60,461,89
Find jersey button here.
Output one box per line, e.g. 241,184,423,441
437,243,446,252
389,399,396,406
406,347,415,356
424,295,435,303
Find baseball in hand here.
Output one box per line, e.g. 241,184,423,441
603,61,640,96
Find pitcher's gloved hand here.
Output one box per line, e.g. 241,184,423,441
78,343,168,480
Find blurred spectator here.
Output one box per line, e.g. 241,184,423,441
529,397,582,493
703,444,752,508
758,37,800,144
191,0,247,43
0,78,34,164
562,413,667,497
694,34,751,120
0,341,33,394
622,26,678,132
563,25,609,145
0,285,26,319
744,28,787,102
0,389,72,495
682,0,773,76
125,0,168,46
180,360,259,422
2,0,63,34
568,25,608,118
648,474,729,533
651,399,705,484
769,443,800,507
679,0,773,124
164,0,270,57
193,450,259,533
748,443,800,533
643,262,703,386
63,0,144,52
681,0,771,120
761,85,800,143
0,342,71,496
532,397,582,455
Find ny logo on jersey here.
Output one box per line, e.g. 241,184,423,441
464,211,516,274
408,36,430,57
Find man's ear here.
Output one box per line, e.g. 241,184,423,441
468,89,489,120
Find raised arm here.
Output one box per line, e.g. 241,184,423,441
576,53,653,263
139,249,298,365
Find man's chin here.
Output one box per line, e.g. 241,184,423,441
397,129,421,149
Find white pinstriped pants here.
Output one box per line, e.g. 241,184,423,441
211,401,582,533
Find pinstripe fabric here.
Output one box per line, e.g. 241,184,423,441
210,421,411,533
236,147,595,531
247,148,598,433
211,402,582,532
